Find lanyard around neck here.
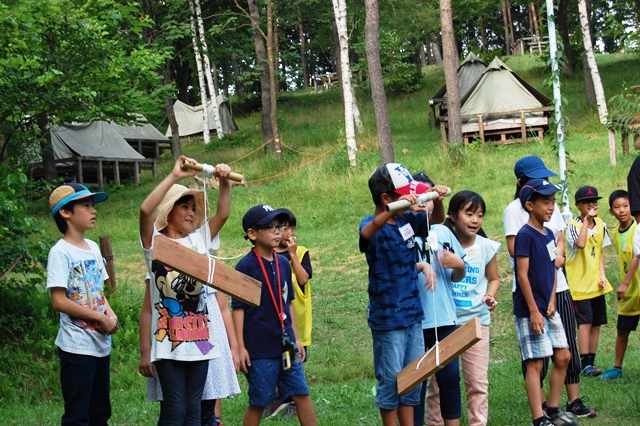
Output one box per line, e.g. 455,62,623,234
254,248,285,330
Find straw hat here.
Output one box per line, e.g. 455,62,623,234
154,184,207,232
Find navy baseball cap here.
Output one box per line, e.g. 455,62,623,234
575,186,602,202
514,156,558,179
242,204,290,235
519,179,560,208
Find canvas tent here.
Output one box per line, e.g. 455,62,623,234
441,56,552,147
166,94,238,138
30,121,157,190
429,52,486,128
111,117,170,159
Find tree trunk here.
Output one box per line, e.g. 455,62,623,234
192,0,223,138
479,16,487,51
189,10,210,144
507,3,515,55
578,0,616,164
557,0,575,76
231,53,246,99
432,42,443,65
165,97,182,159
247,0,274,146
266,0,282,159
38,115,57,183
330,6,342,78
530,3,540,37
332,0,358,166
502,1,511,55
298,7,309,89
582,55,596,108
364,0,394,164
440,0,463,160
419,44,427,67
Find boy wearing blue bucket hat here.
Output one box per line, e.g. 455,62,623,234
47,182,118,425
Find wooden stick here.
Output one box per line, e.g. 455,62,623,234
181,161,244,183
397,317,482,395
151,236,261,306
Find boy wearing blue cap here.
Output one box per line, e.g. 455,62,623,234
514,179,576,426
47,183,118,425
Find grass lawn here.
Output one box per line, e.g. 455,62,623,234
3,52,640,425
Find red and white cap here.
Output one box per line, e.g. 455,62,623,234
368,163,429,196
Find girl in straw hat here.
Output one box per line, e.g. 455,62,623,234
138,155,239,425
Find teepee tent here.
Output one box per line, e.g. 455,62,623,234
429,52,486,127
442,56,551,146
166,95,238,138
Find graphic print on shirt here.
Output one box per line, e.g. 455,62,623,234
67,259,107,331
152,261,212,353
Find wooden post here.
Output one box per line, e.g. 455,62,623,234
429,100,436,128
622,131,630,154
397,317,482,395
440,120,448,151
478,115,485,150
99,236,116,292
152,236,262,306
134,161,140,185
520,111,528,146
97,160,104,191
114,161,120,185
152,160,158,180
77,158,84,183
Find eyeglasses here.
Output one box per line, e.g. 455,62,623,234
255,223,286,233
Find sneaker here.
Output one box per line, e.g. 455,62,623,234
542,401,549,417
566,397,597,418
536,419,553,426
546,410,579,426
598,367,623,380
581,365,602,377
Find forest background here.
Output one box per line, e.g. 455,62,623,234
1,0,640,424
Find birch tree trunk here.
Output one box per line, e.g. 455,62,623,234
266,0,282,160
332,0,358,166
189,11,210,144
578,0,617,164
192,0,223,138
441,0,463,159
365,0,394,164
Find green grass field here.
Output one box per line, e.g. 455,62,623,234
3,53,640,425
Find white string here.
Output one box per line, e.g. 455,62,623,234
209,253,244,260
207,255,216,286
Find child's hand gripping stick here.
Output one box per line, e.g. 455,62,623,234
384,188,452,212
181,160,244,182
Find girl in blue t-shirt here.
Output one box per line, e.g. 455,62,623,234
428,191,501,426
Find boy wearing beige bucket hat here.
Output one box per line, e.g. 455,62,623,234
138,155,239,425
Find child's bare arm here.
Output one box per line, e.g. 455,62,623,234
429,185,449,224
287,240,309,285
547,273,557,318
599,251,607,288
51,288,118,334
436,250,466,282
138,280,155,378
139,155,199,249
208,164,232,238
361,194,421,240
290,308,305,362
618,256,639,301
216,292,240,372
575,211,596,249
516,256,545,335
417,262,435,290
482,255,500,311
232,308,250,373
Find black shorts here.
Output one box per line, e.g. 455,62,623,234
617,314,640,331
573,295,608,326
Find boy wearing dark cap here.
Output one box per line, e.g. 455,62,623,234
232,204,317,426
46,183,118,425
514,179,576,426
359,163,448,426
565,186,613,378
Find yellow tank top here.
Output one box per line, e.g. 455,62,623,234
565,217,613,300
290,246,312,346
611,221,640,315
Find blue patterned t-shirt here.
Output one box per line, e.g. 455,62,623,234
359,211,428,330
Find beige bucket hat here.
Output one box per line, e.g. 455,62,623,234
154,184,207,231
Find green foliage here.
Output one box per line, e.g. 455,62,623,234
608,86,640,137
353,29,423,94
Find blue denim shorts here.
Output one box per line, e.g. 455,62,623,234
245,357,310,407
371,322,424,410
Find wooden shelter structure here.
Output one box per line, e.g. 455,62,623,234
440,57,552,148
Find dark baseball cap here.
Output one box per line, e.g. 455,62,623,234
514,156,558,179
575,186,602,202
519,179,560,208
242,204,290,234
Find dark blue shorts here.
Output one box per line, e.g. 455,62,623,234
245,357,310,407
